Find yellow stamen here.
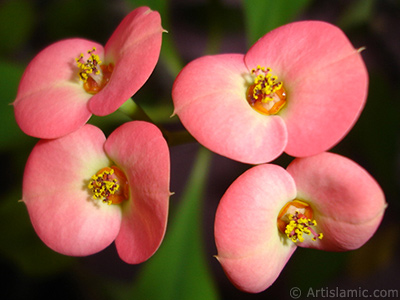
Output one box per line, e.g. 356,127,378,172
75,47,114,94
277,199,323,243
246,65,286,115
88,166,129,205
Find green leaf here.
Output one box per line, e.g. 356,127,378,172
243,0,312,46
113,147,220,300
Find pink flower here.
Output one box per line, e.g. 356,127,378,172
21,121,170,264
172,21,368,164
214,152,386,293
13,7,164,139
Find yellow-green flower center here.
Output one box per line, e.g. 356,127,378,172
246,66,286,115
88,166,129,205
75,47,114,95
277,199,323,243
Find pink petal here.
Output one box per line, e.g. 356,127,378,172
172,54,287,164
286,152,386,251
215,164,297,293
13,39,101,139
245,21,368,157
89,7,163,115
104,121,170,264
22,125,122,256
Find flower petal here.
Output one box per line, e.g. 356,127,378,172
286,152,386,251
104,121,170,264
172,54,287,164
245,21,368,157
13,39,101,138
89,7,163,115
215,164,297,293
22,125,122,256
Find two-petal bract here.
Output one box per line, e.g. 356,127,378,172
22,121,170,264
214,152,386,293
172,21,368,164
13,7,164,139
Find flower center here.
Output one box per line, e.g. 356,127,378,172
88,166,129,205
75,47,114,94
246,66,286,115
277,199,323,243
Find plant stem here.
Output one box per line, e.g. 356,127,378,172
118,98,153,123
118,98,197,147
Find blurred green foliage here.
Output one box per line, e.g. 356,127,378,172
113,147,219,300
0,61,28,151
0,190,75,277
0,0,35,54
243,0,312,45
337,0,375,29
